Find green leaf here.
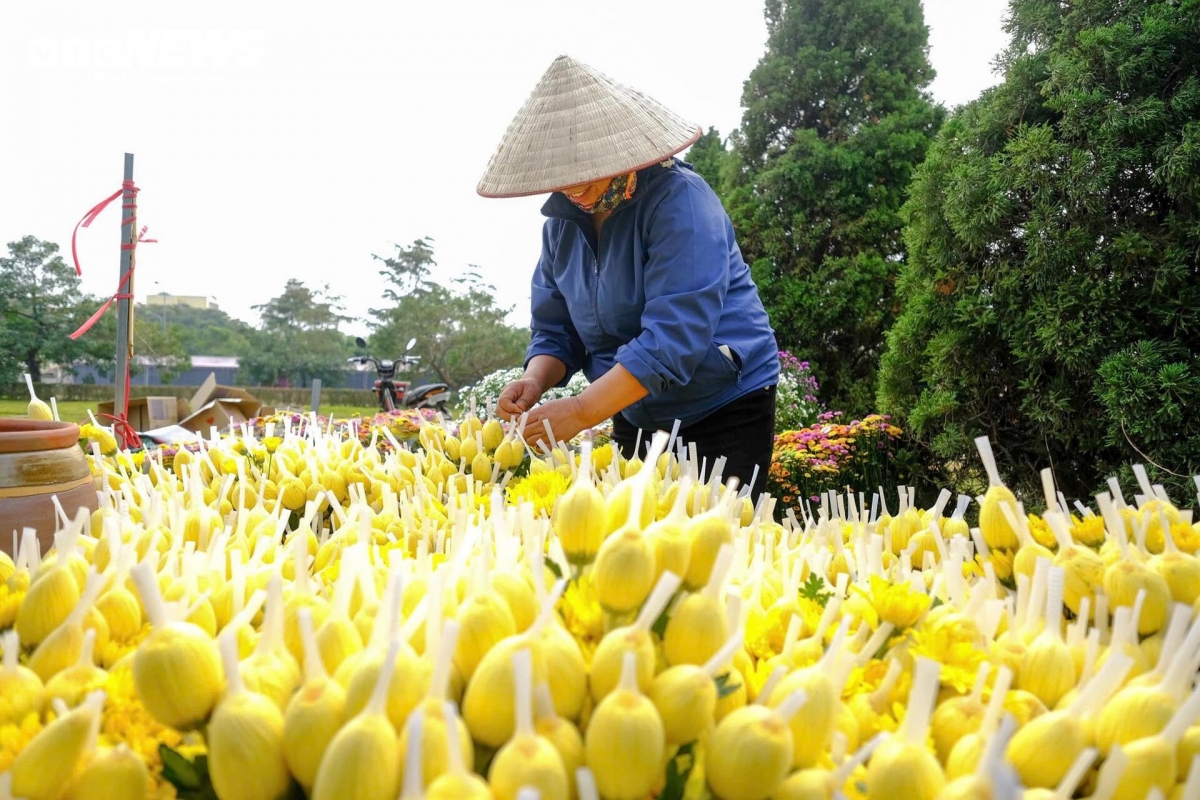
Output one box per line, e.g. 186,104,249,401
159,745,219,800
159,745,200,790
714,671,743,699
651,603,672,638
659,741,698,800
799,572,834,607
474,742,498,776
545,558,563,580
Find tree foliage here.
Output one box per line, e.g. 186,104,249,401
686,127,732,192
878,0,1200,500
368,238,527,389
139,303,254,357
0,236,114,383
77,309,194,386
238,279,353,387
725,0,943,413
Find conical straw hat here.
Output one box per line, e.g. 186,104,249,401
477,55,702,198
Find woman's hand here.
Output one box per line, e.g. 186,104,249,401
497,378,545,421
522,397,589,448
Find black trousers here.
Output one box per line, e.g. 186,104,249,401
611,384,776,496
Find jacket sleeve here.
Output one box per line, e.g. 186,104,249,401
526,222,586,387
615,178,730,396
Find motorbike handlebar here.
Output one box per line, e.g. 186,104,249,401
347,355,420,367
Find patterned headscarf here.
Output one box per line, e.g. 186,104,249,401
566,171,638,214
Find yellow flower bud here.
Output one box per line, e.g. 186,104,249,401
585,651,664,800
12,692,106,800
63,744,149,800
130,563,224,730
488,649,569,800
208,632,291,800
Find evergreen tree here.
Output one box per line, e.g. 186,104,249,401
879,0,1200,500
727,0,943,413
686,127,731,193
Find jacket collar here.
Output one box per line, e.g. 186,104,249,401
540,158,685,222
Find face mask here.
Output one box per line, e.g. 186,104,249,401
567,171,638,214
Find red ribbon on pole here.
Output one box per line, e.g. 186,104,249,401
69,179,155,449
71,187,123,277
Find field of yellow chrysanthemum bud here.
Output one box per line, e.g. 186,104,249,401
1,411,1200,800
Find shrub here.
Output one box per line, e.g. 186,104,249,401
767,412,906,515
775,351,824,432
879,0,1200,503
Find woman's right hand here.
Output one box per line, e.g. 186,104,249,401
497,378,545,420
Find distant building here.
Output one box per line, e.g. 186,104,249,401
144,293,219,310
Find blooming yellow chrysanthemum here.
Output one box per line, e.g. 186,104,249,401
101,666,196,794
0,584,24,629
591,443,615,475
506,470,570,518
909,616,986,694
989,549,1015,587
1025,514,1059,550
745,596,825,661
98,623,151,669
559,575,604,663
1069,514,1106,548
0,712,44,773
850,576,932,630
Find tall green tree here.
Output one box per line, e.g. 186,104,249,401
238,279,352,387
879,0,1200,500
138,303,254,357
0,236,112,383
687,127,733,193
726,0,943,412
80,308,193,385
369,238,527,389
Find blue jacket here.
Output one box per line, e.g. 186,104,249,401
527,158,779,431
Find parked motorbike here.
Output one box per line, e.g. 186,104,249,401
348,336,452,417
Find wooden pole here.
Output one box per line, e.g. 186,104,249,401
311,379,322,415
113,153,135,421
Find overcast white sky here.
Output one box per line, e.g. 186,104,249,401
0,0,1010,336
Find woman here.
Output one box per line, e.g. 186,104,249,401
480,55,779,493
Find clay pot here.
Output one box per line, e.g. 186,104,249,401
0,419,98,556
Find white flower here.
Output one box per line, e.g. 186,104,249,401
458,368,590,416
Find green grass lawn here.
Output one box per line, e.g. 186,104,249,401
0,399,381,426
0,399,96,424
315,404,381,419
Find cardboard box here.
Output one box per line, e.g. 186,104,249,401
178,374,263,433
179,398,253,433
97,396,180,431
187,374,263,418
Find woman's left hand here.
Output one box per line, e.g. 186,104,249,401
522,397,589,449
